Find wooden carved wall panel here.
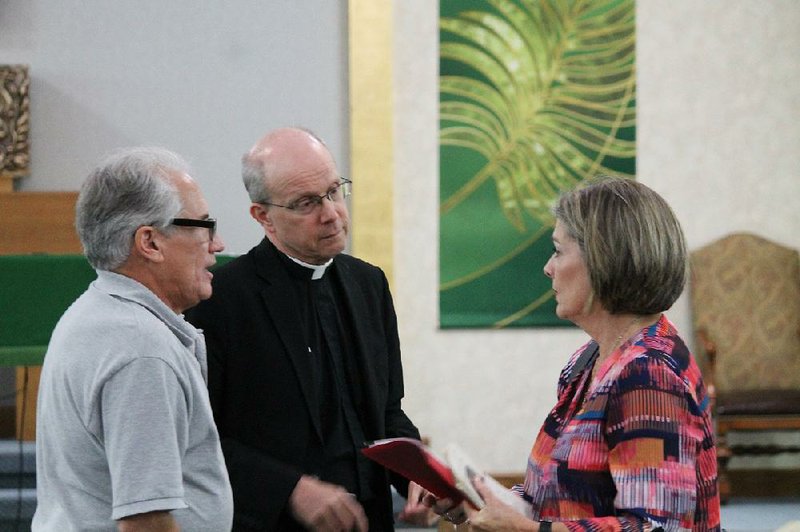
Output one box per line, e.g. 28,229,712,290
0,64,31,187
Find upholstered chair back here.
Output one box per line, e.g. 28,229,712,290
690,232,800,392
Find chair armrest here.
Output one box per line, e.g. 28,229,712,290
696,327,718,399
696,327,717,364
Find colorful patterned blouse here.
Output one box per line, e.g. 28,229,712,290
518,315,721,531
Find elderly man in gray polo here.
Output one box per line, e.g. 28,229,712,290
32,147,233,531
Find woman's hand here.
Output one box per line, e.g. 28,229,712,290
465,476,537,531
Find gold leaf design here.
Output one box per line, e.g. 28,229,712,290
440,0,635,232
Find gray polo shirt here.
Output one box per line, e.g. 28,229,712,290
33,270,232,531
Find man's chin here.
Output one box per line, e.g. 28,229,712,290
197,285,214,303
322,238,346,257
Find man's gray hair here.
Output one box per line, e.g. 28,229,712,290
76,147,188,271
242,155,270,204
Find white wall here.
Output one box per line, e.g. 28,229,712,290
0,0,349,255
393,0,800,473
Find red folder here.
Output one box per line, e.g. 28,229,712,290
361,437,466,505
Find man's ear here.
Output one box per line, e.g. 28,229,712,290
132,225,166,263
250,203,274,233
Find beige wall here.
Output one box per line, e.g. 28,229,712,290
392,0,800,473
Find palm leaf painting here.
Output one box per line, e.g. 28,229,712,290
439,0,635,328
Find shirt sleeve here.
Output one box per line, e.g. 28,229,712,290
101,357,189,520
566,355,703,531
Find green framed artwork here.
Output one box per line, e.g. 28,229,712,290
439,0,636,328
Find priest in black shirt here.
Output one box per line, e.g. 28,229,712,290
186,127,429,531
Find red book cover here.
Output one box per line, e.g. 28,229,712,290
364,438,532,517
361,437,466,505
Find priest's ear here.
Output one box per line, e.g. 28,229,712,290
250,203,275,235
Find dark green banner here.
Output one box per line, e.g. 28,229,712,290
439,0,636,328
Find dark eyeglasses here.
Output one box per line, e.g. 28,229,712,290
262,178,351,215
171,217,217,241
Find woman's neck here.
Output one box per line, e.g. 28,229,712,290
581,311,661,363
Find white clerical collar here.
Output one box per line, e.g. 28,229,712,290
286,254,333,280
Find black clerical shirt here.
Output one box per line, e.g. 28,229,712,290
278,252,380,503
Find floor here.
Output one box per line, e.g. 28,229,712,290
720,497,800,532
395,496,800,531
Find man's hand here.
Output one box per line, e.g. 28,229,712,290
397,481,441,526
409,482,468,525
289,475,368,532
118,510,179,532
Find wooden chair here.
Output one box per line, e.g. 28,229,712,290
690,233,800,502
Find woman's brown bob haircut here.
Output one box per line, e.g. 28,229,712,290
553,176,688,315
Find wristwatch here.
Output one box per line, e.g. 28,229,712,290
538,521,552,532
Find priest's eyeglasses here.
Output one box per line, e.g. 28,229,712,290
262,178,351,215
171,217,217,241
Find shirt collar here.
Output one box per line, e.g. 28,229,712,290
94,270,200,347
286,254,334,280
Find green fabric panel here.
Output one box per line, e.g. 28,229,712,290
438,0,636,328
214,255,237,267
0,255,97,353
0,346,47,367
0,254,239,366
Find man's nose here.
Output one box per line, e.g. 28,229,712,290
211,232,226,252
318,196,340,219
